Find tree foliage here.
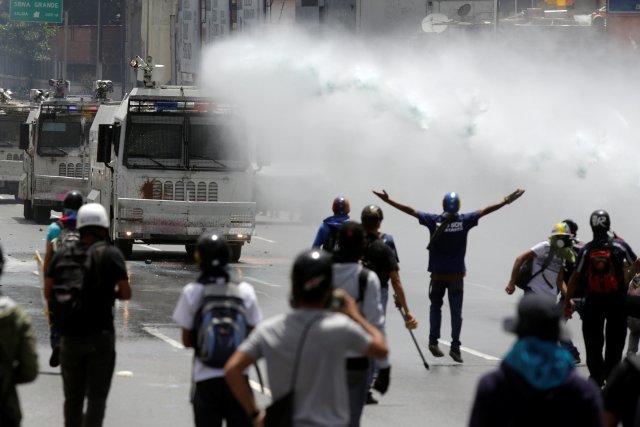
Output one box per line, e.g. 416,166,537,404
0,14,55,61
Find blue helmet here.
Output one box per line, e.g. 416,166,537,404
332,196,350,216
442,192,460,214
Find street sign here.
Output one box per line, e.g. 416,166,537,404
608,0,640,12
10,1,64,23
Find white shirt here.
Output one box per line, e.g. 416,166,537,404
528,241,564,297
172,280,262,382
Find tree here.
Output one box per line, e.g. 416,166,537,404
0,14,55,61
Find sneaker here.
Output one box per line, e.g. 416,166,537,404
365,392,378,405
49,346,60,368
372,367,390,394
449,348,463,363
428,344,445,358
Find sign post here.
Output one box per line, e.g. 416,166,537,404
10,1,64,23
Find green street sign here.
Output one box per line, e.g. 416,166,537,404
10,1,64,23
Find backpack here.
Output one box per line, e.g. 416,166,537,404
514,248,555,291
586,241,618,294
322,225,340,254
51,220,80,253
49,241,107,333
193,283,249,368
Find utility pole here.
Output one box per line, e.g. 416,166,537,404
96,0,102,80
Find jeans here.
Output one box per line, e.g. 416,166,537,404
60,332,116,427
346,358,370,427
581,295,627,386
429,279,464,350
192,376,252,427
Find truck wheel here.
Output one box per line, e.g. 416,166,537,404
229,244,242,263
23,200,33,220
33,206,50,224
116,239,133,259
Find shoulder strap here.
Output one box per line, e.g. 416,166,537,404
357,268,369,304
427,214,455,250
289,314,322,392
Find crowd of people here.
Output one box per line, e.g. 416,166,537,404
3,188,640,427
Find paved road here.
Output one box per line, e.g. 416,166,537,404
0,198,595,427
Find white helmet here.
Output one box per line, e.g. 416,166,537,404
77,203,109,229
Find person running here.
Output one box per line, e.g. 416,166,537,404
311,196,351,252
43,190,83,367
565,210,640,387
373,188,524,363
224,249,388,427
173,232,262,427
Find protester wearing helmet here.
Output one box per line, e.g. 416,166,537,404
225,249,388,427
311,196,351,252
45,203,131,427
42,190,84,368
373,187,524,364
361,204,417,404
565,210,640,387
506,222,573,296
173,232,262,427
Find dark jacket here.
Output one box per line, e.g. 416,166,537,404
469,337,603,427
0,296,38,426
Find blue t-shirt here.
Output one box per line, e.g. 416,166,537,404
417,210,480,274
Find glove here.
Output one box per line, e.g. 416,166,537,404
373,367,390,395
504,189,525,204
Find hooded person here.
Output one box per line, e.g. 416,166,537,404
468,293,604,427
311,196,351,252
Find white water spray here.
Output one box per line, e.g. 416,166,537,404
201,26,640,283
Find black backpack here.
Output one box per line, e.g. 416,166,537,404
322,225,340,254
51,220,80,253
49,241,107,333
193,283,249,368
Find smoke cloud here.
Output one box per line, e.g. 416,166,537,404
201,24,640,284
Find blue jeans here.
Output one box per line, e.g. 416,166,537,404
429,279,464,350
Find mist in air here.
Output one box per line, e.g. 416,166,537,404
201,25,640,285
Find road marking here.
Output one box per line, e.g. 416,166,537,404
142,325,273,396
141,326,185,350
138,244,162,251
465,280,495,291
253,236,276,244
438,340,501,361
243,275,281,287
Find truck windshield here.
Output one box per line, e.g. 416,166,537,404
0,120,21,147
124,114,248,171
37,120,83,155
125,115,183,169
188,117,248,170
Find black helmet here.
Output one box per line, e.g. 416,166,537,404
336,221,366,261
361,204,383,221
195,232,230,274
589,210,610,232
562,218,578,237
63,191,83,211
291,249,333,305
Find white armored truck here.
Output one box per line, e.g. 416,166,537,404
89,57,257,260
0,89,32,199
19,79,116,223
